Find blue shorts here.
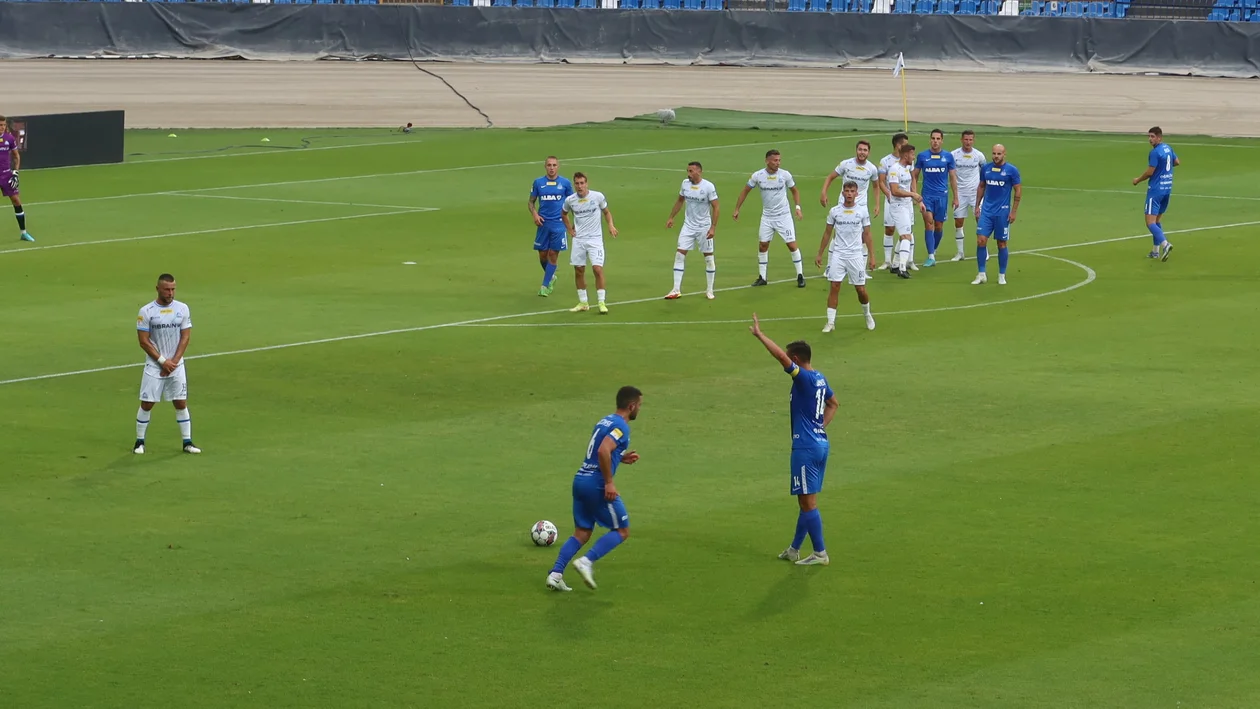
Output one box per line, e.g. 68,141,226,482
572,480,629,530
1145,193,1170,216
922,194,949,225
977,211,1011,241
790,446,829,496
534,221,568,252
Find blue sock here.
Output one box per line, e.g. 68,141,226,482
584,530,623,563
1149,222,1166,246
791,512,809,550
803,508,825,553
550,536,583,574
998,246,1009,274
542,262,558,287
933,229,943,255
924,229,935,254
976,245,988,273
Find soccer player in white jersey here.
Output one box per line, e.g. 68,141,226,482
134,274,199,455
951,129,984,262
733,149,805,288
876,132,910,271
561,172,618,315
887,143,922,279
664,161,719,300
816,181,877,333
820,140,879,273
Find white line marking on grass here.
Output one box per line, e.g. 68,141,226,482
0,219,1247,386
164,192,433,211
0,209,434,256
28,133,869,208
30,139,425,172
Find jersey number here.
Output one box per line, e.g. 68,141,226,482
815,390,826,419
1166,156,1173,171
586,430,600,460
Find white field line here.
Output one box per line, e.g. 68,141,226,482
0,209,434,256
1,218,1250,387
30,139,424,172
463,253,1095,328
163,192,432,211
28,133,869,208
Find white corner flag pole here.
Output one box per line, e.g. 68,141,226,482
892,52,908,133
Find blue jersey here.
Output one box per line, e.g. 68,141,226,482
1148,143,1177,195
575,414,630,485
786,364,833,450
914,149,956,197
531,176,574,224
980,162,1021,214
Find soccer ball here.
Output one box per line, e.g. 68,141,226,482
531,520,559,547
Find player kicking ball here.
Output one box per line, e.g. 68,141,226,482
134,274,200,455
750,316,836,567
561,172,617,314
816,182,877,333
972,144,1021,286
546,386,642,592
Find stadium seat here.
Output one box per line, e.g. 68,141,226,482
981,0,1000,12
937,0,956,11
956,0,977,12
557,0,576,7
1029,0,1045,13
1231,8,1243,18
1208,7,1227,17
849,0,872,10
1065,0,1083,14
1251,8,1260,17
1114,2,1127,14
534,0,555,7
492,0,512,6
1084,1,1103,15
915,0,934,12
663,0,681,7
893,0,912,11
701,0,722,8
809,0,829,10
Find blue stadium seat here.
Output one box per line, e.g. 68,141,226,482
936,0,955,11
557,0,576,7
956,0,977,12
809,0,828,10
1251,8,1260,17
1084,1,1102,14
1064,0,1082,14
915,0,934,11
701,0,722,8
663,0,680,6
787,0,805,8
1030,0,1045,13
850,0,872,10
1207,7,1227,17
893,0,912,11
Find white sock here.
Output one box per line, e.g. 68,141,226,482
826,307,837,324
757,252,768,279
578,289,588,304
705,255,716,292
909,237,916,263
883,235,894,262
791,249,804,276
136,407,151,440
672,252,686,291
862,302,871,316
596,289,606,303
176,407,191,442
898,240,912,267
956,227,965,254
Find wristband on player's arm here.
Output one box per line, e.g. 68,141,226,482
158,356,167,365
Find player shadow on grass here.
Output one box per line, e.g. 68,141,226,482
746,570,817,621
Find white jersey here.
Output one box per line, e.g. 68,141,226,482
887,163,914,209
680,178,719,231
834,158,878,207
951,147,984,201
137,299,192,375
826,204,871,258
562,190,608,241
746,168,795,219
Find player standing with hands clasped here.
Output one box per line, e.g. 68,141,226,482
816,181,877,333
134,274,200,455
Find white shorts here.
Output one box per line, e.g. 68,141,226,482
678,227,714,253
758,215,796,244
954,197,978,220
890,205,914,236
883,199,896,232
570,239,605,267
826,252,868,286
139,367,188,403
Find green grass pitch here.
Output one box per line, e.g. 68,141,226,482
3,109,1260,708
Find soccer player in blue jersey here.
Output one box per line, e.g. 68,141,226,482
749,315,837,567
546,386,642,592
912,129,958,267
528,156,575,297
1133,126,1179,261
972,144,1021,286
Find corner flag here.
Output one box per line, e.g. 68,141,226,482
892,52,908,132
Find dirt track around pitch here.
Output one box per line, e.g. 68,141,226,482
3,59,1254,136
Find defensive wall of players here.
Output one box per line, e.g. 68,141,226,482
0,3,1258,78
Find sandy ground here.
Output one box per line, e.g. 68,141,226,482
3,59,1256,136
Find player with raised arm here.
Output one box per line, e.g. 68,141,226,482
816,181,877,333
546,386,643,592
821,140,879,273
733,149,806,288
951,129,983,261
1133,126,1179,261
972,144,1022,286
528,156,575,297
887,143,923,279
665,161,719,300
749,316,837,567
0,115,33,242
876,133,909,270
913,129,958,267
561,172,618,315
134,274,199,455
